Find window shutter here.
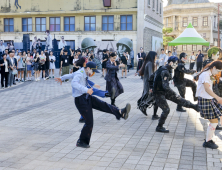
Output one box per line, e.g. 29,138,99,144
103,0,111,7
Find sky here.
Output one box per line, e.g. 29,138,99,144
163,0,222,7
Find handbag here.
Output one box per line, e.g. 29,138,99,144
12,69,18,75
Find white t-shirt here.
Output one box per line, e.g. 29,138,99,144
4,60,8,72
49,55,55,62
164,55,169,63
196,70,213,99
190,55,196,63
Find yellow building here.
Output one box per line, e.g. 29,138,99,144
0,0,163,55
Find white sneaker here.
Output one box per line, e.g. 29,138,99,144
35,79,37,82
44,78,46,80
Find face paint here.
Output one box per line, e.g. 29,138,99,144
89,72,95,77
171,61,178,69
87,69,93,77
181,57,187,63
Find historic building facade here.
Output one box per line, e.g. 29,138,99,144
0,0,163,56
163,0,222,56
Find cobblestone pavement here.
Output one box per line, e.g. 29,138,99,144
0,68,222,170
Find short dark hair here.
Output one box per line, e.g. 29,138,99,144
198,50,201,53
161,49,164,51
77,49,81,53
168,51,171,54
110,52,116,58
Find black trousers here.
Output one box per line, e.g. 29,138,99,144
175,78,197,109
75,94,121,145
154,91,196,127
1,72,9,87
196,62,202,72
189,62,195,70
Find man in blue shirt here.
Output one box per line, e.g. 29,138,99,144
55,62,131,148
196,50,204,72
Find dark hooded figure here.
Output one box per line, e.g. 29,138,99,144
173,52,197,112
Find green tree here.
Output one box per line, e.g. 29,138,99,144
162,27,174,50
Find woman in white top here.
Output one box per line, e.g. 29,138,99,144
49,51,56,78
17,51,25,82
196,61,222,149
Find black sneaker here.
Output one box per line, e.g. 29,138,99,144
79,117,85,123
216,125,222,130
156,126,169,133
121,103,131,120
76,139,90,148
176,106,186,112
152,115,160,120
203,140,218,149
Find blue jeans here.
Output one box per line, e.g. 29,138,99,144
80,88,108,119
131,58,134,69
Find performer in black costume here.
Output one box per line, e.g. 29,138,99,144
149,56,200,133
173,53,197,112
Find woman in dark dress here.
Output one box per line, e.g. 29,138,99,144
105,52,125,106
137,51,159,120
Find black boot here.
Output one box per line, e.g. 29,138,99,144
76,139,90,148
79,116,85,123
176,105,186,112
111,99,116,106
152,115,160,120
203,139,218,149
156,126,169,133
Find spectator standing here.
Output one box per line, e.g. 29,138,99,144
73,54,79,72
165,51,171,65
130,48,134,69
45,52,50,80
137,47,146,74
190,52,196,70
60,49,70,81
172,48,177,57
7,51,15,87
22,51,27,81
34,53,40,81
12,49,17,85
126,51,131,72
157,49,167,67
120,52,128,78
17,51,25,82
196,50,204,72
102,49,108,77
0,54,9,88
0,40,5,53
59,48,64,76
26,52,33,81
36,39,42,53
39,51,46,80
69,48,74,73
49,51,56,78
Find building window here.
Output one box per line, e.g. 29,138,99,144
22,18,32,32
148,0,150,5
50,17,60,32
203,33,206,38
84,16,96,31
183,18,188,27
36,18,46,32
192,45,197,51
182,45,187,51
4,18,14,32
153,0,155,9
102,16,114,31
203,17,208,26
192,17,198,27
64,17,75,32
120,15,132,31
202,46,207,52
156,0,158,12
160,3,162,14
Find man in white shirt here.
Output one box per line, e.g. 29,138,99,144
59,36,67,49
0,40,5,53
189,52,196,70
157,49,167,67
45,30,53,51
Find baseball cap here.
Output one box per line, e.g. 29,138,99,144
86,62,99,73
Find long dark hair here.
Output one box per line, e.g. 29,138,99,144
195,61,222,81
139,51,157,76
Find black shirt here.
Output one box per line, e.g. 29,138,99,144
62,55,70,67
102,54,108,63
121,56,127,65
69,55,74,65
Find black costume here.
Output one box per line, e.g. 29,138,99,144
150,60,199,133
173,60,197,112
102,53,108,69
137,52,146,72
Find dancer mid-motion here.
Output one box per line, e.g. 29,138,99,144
105,52,125,106
137,51,159,120
149,56,200,133
55,61,131,148
195,61,222,149
173,52,197,112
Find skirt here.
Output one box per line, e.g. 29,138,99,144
50,62,55,69
34,63,39,71
27,65,32,71
198,97,222,119
106,77,124,98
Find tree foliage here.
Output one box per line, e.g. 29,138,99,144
162,27,174,47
